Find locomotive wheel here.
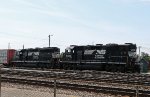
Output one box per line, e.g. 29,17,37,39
59,63,63,69
68,64,76,70
105,65,111,72
46,64,49,68
111,65,117,72
36,63,40,68
63,64,68,70
51,64,55,69
117,66,121,72
117,66,125,73
73,64,77,70
67,65,71,70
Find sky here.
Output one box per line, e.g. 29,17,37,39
0,0,150,53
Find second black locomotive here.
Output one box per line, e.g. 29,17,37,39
12,47,60,68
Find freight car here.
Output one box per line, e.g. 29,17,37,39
61,43,140,73
11,47,60,68
0,49,16,66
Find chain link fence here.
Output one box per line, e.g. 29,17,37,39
0,67,142,97
0,79,141,97
1,81,114,97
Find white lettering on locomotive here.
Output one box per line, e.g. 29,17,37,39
28,52,39,56
95,55,105,59
97,50,106,55
95,50,106,59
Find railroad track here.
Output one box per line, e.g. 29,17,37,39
1,68,150,96
1,68,150,86
2,76,150,97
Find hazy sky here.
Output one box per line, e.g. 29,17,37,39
0,0,150,53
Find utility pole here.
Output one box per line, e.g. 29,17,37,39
138,46,142,73
8,43,10,49
139,46,141,58
48,34,53,47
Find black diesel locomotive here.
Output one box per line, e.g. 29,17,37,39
61,43,140,73
10,43,140,73
12,47,60,68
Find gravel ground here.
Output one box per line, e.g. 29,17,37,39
1,82,128,97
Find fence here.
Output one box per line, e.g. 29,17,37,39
0,68,143,97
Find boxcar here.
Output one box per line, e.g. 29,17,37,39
0,49,16,66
